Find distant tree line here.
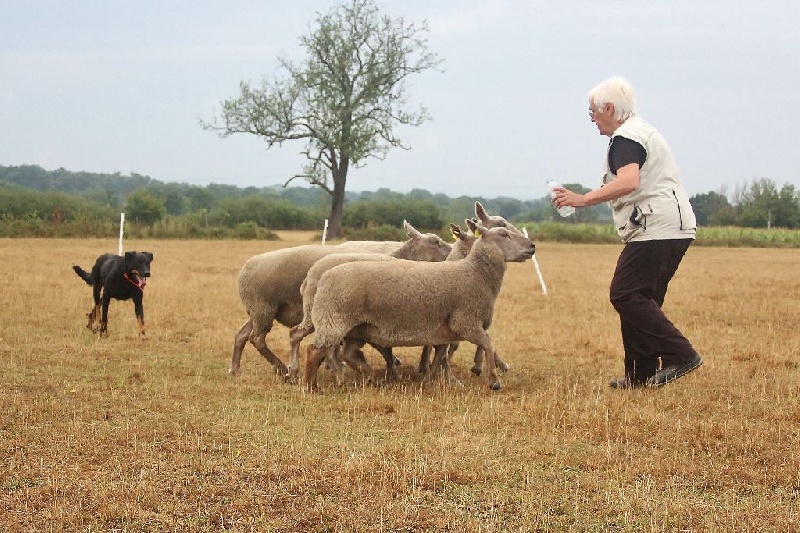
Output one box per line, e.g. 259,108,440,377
1,165,799,239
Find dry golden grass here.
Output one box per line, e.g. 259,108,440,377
2,233,799,531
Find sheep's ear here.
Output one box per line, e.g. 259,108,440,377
472,221,489,237
449,223,462,241
475,201,486,222
465,218,478,233
404,220,421,239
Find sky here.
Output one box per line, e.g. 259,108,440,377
1,1,798,201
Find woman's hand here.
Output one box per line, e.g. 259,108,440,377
551,186,587,209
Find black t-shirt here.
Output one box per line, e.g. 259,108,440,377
608,136,647,174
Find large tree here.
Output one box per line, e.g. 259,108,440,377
203,0,441,237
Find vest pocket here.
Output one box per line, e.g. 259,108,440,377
619,204,652,241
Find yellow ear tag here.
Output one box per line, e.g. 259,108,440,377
450,230,458,241
474,228,482,237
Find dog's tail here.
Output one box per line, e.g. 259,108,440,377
73,265,93,285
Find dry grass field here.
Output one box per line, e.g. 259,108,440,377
2,233,799,531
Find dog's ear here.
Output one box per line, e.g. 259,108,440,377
145,252,153,261
124,251,135,260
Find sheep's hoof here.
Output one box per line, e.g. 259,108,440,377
228,367,240,376
471,366,482,377
490,381,502,391
497,361,510,372
283,371,299,385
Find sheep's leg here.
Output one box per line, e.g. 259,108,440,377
418,345,432,374
325,344,347,385
446,342,459,364
428,346,442,379
342,341,375,384
287,324,313,384
471,346,510,376
496,352,510,372
229,319,251,375
377,347,400,381
471,346,483,376
249,327,289,378
474,333,500,391
428,344,447,380
305,344,329,392
433,344,463,387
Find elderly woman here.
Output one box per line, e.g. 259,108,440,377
551,76,703,388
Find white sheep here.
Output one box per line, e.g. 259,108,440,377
306,202,521,383
454,202,525,375
334,240,403,254
415,221,478,375
289,222,474,384
230,221,452,381
416,207,520,377
351,202,524,380
305,222,536,391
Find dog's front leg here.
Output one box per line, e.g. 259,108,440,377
133,296,145,337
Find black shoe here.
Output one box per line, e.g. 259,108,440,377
646,355,703,388
609,377,645,389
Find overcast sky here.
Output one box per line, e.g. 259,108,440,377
1,1,798,200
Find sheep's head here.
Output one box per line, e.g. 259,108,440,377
474,202,524,235
445,221,479,261
472,221,535,263
402,220,452,262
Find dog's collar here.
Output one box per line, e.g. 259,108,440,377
124,272,145,291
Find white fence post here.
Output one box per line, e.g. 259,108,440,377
118,213,125,255
523,227,547,295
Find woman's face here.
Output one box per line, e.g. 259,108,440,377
589,100,618,137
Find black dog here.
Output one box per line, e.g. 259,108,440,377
73,251,153,336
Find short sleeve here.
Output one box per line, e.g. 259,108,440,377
608,136,647,174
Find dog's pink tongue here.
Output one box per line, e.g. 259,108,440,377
138,276,147,289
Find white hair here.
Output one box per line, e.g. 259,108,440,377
589,76,637,121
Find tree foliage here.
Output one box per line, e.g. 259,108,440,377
344,196,443,230
3,166,799,241
202,0,442,237
736,179,800,228
125,189,166,225
690,191,730,226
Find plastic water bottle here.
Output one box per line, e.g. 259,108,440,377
547,180,575,217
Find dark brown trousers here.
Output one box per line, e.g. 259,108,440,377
609,239,698,384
